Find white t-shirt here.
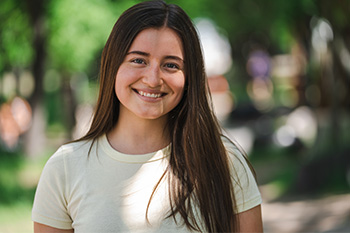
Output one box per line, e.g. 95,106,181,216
32,134,262,232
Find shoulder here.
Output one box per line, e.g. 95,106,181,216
220,135,253,179
43,139,94,173
36,139,96,197
32,141,94,230
59,139,94,156
221,135,247,165
220,135,262,212
50,139,93,161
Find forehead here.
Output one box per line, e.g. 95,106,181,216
129,27,184,58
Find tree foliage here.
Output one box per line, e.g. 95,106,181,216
1,0,349,146
0,0,33,74
46,0,136,73
0,0,349,195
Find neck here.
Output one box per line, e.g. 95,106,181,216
107,114,169,155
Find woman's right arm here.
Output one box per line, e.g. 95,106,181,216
34,222,74,233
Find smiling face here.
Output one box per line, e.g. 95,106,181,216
115,27,185,122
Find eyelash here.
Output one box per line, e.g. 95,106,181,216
130,59,180,70
131,58,145,64
164,63,180,70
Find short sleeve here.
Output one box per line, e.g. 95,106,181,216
32,147,73,229
223,137,262,213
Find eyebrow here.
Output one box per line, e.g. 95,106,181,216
127,51,149,56
127,51,184,63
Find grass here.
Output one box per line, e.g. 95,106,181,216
0,149,48,233
0,202,33,233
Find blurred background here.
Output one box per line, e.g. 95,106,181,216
0,0,349,232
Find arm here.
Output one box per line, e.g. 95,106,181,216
34,222,74,233
237,205,263,232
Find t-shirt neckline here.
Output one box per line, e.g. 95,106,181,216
98,134,170,163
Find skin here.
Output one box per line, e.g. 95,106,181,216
115,28,185,121
34,223,73,233
239,205,264,232
34,27,264,233
108,27,185,154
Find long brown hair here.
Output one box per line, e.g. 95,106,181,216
78,1,240,232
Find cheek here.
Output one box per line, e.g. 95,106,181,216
114,71,127,99
171,74,186,94
114,67,135,95
114,74,121,97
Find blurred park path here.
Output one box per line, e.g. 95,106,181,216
262,194,350,233
225,126,350,232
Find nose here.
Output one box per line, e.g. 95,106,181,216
142,63,162,87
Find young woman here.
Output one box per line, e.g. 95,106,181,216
32,1,263,232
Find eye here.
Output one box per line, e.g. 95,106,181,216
131,58,146,65
164,63,180,70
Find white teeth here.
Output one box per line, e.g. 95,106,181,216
138,91,161,98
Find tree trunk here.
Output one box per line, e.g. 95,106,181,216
23,0,48,157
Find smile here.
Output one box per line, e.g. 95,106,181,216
134,89,165,98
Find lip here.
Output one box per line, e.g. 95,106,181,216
132,88,167,101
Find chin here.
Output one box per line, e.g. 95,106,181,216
136,112,168,121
